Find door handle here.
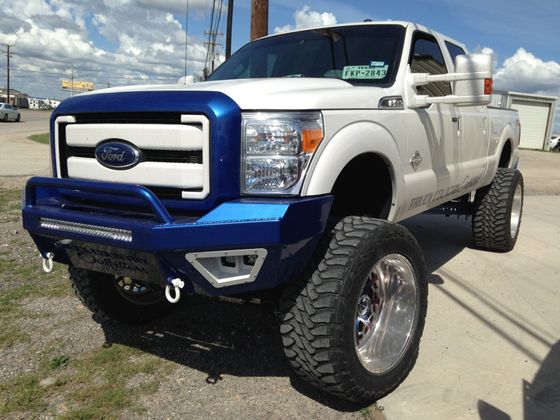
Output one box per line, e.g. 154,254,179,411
453,116,462,136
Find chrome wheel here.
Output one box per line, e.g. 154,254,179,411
114,277,164,305
510,183,522,238
354,253,419,374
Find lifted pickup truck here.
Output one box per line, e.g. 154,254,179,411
22,21,523,403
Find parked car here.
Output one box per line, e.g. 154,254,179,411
0,103,21,122
550,135,560,151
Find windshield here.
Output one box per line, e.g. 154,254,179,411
208,25,405,86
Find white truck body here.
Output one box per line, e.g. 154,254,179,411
72,21,519,222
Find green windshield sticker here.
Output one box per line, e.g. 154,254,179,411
342,65,388,80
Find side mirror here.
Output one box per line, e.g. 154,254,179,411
406,53,493,108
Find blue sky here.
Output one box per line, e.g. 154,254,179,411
0,0,558,130
224,0,560,60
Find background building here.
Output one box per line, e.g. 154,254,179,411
492,91,558,151
28,97,61,110
0,88,29,108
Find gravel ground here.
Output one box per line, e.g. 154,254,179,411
1,114,558,419
0,175,382,419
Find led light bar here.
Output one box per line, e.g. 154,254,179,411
39,218,133,242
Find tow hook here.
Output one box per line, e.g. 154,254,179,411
165,278,185,303
42,252,55,273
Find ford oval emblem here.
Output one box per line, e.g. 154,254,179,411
95,140,143,170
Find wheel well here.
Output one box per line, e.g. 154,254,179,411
499,140,512,168
330,153,392,219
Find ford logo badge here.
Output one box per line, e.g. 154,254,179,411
95,140,143,170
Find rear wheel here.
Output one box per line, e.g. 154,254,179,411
16,114,20,122
280,216,428,403
472,168,524,252
69,267,175,324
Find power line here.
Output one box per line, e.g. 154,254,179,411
1,67,175,84
204,0,225,75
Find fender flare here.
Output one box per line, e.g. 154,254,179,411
496,123,518,168
302,121,404,220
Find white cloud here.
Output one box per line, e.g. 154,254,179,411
494,48,560,93
493,48,560,132
0,0,214,100
274,6,337,34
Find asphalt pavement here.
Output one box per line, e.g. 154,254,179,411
1,113,559,419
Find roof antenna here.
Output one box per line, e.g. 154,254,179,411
363,19,372,22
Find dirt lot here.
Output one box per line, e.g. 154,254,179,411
0,111,384,418
1,115,559,419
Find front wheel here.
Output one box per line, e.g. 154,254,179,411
69,267,175,324
3,114,7,122
280,216,428,403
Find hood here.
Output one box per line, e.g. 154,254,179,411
79,78,392,110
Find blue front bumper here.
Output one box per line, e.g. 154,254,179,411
22,177,333,296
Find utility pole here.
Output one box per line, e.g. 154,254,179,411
204,31,223,72
250,0,268,41
225,0,234,59
3,45,14,105
184,0,189,82
69,65,76,97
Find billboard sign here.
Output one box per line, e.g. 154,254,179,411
62,80,94,91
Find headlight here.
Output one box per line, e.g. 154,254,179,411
242,112,324,195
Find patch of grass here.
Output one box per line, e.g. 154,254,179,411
0,374,49,415
0,187,22,223
0,187,72,349
0,343,169,418
63,344,167,418
0,185,168,417
50,355,70,370
27,132,50,145
0,324,29,348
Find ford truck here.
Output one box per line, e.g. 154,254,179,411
22,21,523,403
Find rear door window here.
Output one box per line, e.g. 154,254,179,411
445,41,467,65
409,33,451,96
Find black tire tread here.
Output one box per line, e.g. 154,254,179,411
472,168,523,252
280,216,427,403
69,266,111,322
69,266,173,324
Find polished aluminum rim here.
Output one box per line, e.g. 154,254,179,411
510,183,523,238
354,254,419,374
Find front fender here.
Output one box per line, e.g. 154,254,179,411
302,120,404,221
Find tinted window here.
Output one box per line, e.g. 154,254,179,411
208,25,406,86
445,41,466,65
410,33,451,96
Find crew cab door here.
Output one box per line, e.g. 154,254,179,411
402,32,460,217
444,41,489,182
